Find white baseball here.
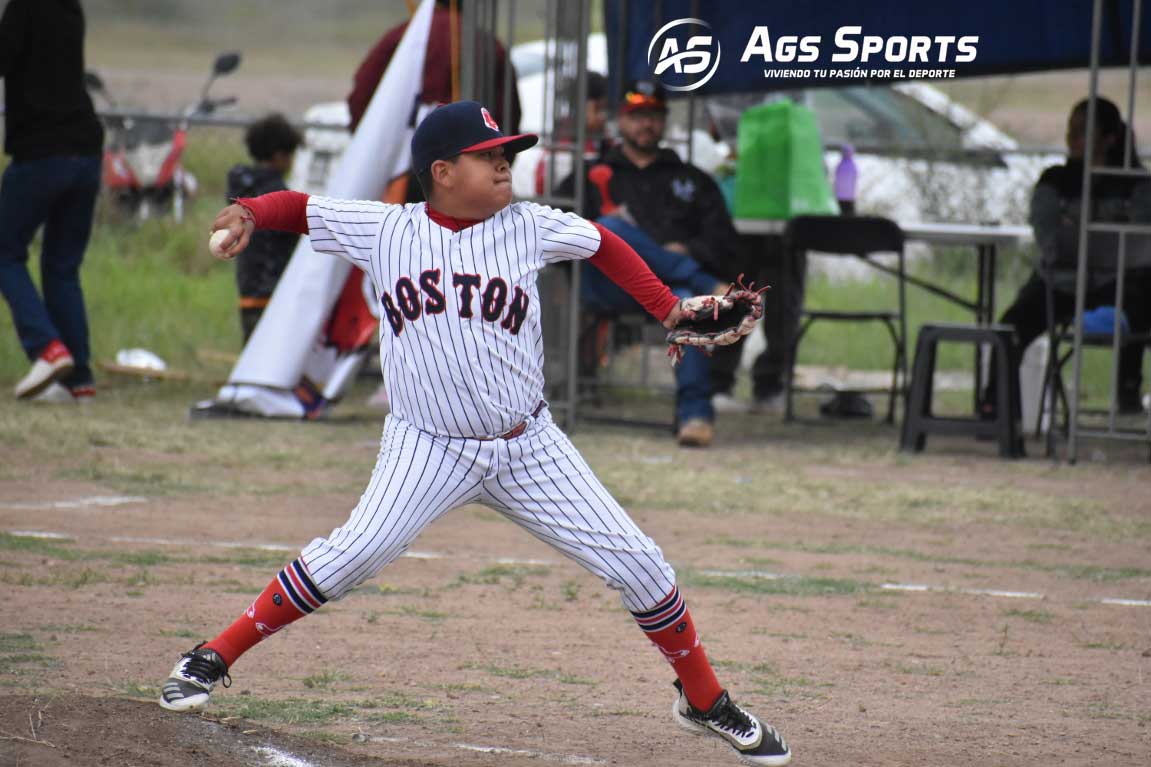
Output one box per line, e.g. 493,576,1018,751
209,229,233,258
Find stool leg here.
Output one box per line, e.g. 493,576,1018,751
900,331,936,452
994,339,1023,458
1009,337,1025,457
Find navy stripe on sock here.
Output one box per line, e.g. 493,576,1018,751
636,601,686,632
630,586,679,620
291,559,328,605
277,570,314,614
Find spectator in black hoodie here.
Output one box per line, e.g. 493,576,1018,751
227,114,303,341
0,0,104,400
559,80,740,447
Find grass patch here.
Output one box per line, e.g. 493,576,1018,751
1077,639,1126,651
0,633,56,676
296,731,351,745
457,564,552,589
113,682,160,699
383,606,449,623
712,659,828,697
214,698,362,725
0,533,78,559
707,536,1151,581
0,633,39,653
201,549,293,568
892,660,947,676
0,567,118,590
1002,608,1055,624
594,449,1138,537
38,624,100,635
159,628,200,639
214,691,432,727
471,664,553,680
302,670,350,690
680,569,871,597
460,663,597,687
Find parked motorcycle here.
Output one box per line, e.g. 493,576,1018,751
86,51,242,222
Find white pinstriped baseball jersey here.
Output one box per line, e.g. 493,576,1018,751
296,197,676,614
306,197,600,438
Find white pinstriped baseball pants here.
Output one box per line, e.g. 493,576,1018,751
300,407,677,612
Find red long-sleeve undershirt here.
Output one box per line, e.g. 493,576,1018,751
234,191,679,322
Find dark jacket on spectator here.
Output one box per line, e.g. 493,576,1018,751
0,0,103,161
227,165,299,300
346,5,520,134
1030,159,1151,291
561,146,742,281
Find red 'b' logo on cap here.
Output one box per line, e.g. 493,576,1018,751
481,107,500,131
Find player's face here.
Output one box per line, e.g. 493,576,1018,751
618,109,666,153
448,147,514,214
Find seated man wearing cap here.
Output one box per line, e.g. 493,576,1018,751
561,80,742,447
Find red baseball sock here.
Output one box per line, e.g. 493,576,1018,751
632,586,723,711
205,558,327,667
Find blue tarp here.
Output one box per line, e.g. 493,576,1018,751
605,0,1150,96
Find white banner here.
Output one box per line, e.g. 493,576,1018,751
209,0,435,416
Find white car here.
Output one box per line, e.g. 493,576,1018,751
511,33,1057,225
291,34,1056,227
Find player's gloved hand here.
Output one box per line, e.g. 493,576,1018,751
664,274,768,364
209,203,257,260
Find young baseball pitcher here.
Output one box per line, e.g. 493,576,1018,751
160,101,790,766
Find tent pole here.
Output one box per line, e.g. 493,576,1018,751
566,0,591,430
615,0,628,102
1069,0,1106,463
685,0,700,164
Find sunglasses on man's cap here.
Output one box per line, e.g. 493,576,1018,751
620,81,667,113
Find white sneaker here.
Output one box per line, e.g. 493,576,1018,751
15,340,74,399
32,382,74,404
673,681,791,766
712,393,751,414
159,643,231,711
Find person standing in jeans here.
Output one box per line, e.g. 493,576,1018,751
0,0,104,400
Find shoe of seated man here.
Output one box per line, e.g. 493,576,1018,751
159,642,231,711
677,418,714,447
750,392,784,415
712,392,751,415
14,339,74,399
672,681,792,765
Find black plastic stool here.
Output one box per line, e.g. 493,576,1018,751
900,323,1024,458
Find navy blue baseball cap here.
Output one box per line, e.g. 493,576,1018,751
411,101,537,174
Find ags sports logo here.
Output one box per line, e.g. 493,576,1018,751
648,18,722,92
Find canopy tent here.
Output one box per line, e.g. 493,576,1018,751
605,0,1151,96
604,0,1150,461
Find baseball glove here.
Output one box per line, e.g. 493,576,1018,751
666,275,767,364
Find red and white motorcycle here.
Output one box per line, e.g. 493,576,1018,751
86,52,241,223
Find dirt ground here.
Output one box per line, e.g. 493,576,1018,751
1,384,1150,767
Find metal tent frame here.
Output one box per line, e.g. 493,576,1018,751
459,0,592,430
1066,0,1151,462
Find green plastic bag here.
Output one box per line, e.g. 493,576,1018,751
734,101,838,219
